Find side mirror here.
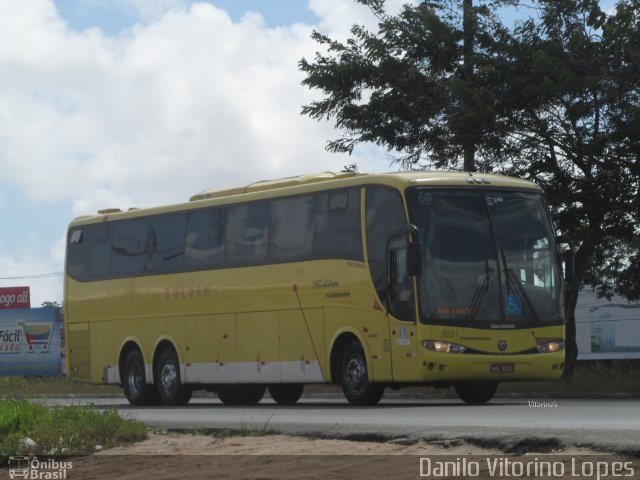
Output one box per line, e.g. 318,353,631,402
407,242,422,277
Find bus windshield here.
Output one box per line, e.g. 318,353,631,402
407,189,563,328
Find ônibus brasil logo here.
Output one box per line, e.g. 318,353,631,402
8,457,72,480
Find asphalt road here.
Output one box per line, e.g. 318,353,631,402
44,396,640,455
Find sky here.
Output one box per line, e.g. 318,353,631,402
0,0,618,306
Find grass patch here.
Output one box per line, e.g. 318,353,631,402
0,398,147,462
0,376,121,397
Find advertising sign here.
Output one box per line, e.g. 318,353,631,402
0,286,31,310
576,289,640,360
0,307,62,376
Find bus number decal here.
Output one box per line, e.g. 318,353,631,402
441,329,457,339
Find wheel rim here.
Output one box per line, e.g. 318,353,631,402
344,353,366,395
160,363,177,394
127,362,144,397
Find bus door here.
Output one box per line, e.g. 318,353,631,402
387,236,419,382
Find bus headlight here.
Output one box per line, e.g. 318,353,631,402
422,340,466,353
536,341,565,353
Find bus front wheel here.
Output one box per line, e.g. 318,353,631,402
155,348,192,406
268,384,304,405
454,381,498,404
341,340,384,406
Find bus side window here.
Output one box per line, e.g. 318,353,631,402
185,208,225,268
226,202,269,265
90,224,111,279
314,188,363,261
111,220,147,276
148,214,186,272
67,228,87,280
270,195,315,262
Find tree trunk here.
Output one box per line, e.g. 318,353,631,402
462,0,476,172
562,235,594,380
464,144,476,172
562,281,580,381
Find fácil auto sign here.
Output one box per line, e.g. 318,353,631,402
0,286,30,309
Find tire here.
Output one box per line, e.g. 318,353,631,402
268,384,304,405
341,340,384,406
365,384,385,406
217,385,265,405
155,348,192,406
123,349,154,406
455,381,498,404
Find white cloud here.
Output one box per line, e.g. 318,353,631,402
0,0,393,214
71,188,135,217
309,0,416,39
116,0,188,23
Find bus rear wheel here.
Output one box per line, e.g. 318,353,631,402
454,381,498,404
155,348,192,406
216,385,265,405
341,340,385,406
268,384,304,405
123,349,157,406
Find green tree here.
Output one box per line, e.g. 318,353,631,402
300,0,640,379
41,301,62,308
299,0,514,171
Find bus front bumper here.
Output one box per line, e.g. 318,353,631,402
419,351,565,383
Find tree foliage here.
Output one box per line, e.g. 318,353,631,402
41,301,62,308
299,0,516,170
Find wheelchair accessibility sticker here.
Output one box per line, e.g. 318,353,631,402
504,295,523,316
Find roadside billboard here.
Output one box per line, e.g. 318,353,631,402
576,289,640,360
0,307,62,376
0,286,30,310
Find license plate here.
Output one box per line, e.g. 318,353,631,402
491,363,514,373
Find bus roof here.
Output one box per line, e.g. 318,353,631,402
71,170,541,225
189,171,540,201
189,171,360,201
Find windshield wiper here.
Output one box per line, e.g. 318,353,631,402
466,251,494,321
500,248,540,323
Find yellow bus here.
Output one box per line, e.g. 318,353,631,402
64,171,566,406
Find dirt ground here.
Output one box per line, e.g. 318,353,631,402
100,431,508,456
54,432,636,480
